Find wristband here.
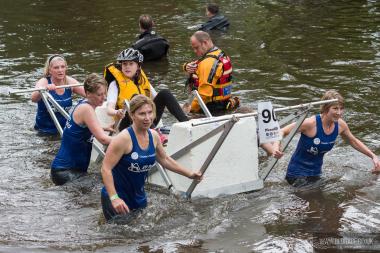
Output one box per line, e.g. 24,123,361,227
110,194,119,201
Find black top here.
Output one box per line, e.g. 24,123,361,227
132,31,169,61
199,14,230,32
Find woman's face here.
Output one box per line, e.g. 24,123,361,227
87,85,107,107
49,59,67,80
121,61,139,79
131,103,154,130
326,104,344,122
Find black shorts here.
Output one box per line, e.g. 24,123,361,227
50,168,86,186
285,176,321,187
101,193,144,224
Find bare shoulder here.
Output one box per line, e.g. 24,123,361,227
35,77,48,88
338,118,349,134
66,76,79,84
150,129,159,147
301,116,316,129
118,129,132,142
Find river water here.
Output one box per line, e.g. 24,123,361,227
1,0,380,252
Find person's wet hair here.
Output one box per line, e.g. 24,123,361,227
320,89,344,114
207,3,219,15
83,73,107,94
129,94,156,119
139,14,153,31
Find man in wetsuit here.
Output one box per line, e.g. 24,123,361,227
198,3,230,32
132,14,169,61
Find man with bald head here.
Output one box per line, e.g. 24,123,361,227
183,31,238,114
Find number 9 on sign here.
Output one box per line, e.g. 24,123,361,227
258,101,281,144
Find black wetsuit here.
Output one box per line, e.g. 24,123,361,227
132,30,169,61
199,14,230,32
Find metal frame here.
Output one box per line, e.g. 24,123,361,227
259,106,310,180
150,99,338,198
149,116,239,198
41,91,105,157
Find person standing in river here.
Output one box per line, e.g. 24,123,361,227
31,55,86,135
51,73,113,185
132,14,169,61
100,95,202,222
277,90,380,187
198,3,230,32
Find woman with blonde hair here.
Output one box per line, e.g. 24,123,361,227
101,95,201,222
31,55,86,135
279,90,380,187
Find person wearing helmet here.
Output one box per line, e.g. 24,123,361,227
104,48,188,132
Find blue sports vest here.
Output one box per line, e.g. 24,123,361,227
101,127,156,210
34,77,72,135
286,114,339,178
51,100,93,171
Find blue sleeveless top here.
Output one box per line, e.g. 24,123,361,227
101,127,156,210
286,114,339,178
34,77,72,135
51,100,93,171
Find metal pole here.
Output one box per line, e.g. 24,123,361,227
184,116,239,199
191,99,338,127
259,107,310,181
40,91,64,136
46,92,105,158
193,90,212,118
9,83,84,95
45,92,70,120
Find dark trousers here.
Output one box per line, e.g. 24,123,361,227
119,89,188,131
285,176,321,187
101,194,143,224
51,168,86,186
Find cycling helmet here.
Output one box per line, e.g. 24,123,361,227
116,48,144,63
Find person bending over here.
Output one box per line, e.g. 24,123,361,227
51,73,113,185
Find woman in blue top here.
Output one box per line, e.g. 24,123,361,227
51,73,113,185
101,95,202,222
279,90,380,187
31,55,86,135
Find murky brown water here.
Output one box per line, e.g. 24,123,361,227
1,0,380,252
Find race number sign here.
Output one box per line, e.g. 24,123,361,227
258,101,281,144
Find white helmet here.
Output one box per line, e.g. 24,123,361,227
116,48,144,63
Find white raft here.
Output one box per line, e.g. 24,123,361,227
148,114,263,198
9,85,334,198
90,91,337,199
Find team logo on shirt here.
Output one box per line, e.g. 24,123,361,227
313,138,321,145
131,152,139,160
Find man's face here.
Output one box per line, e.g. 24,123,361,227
191,37,208,57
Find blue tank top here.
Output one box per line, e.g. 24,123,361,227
286,114,339,178
34,77,72,135
101,127,156,210
51,100,93,171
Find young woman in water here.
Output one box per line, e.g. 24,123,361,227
279,90,380,187
101,95,202,222
31,55,86,135
51,73,113,185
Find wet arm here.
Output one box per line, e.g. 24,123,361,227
82,106,112,145
101,134,130,213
